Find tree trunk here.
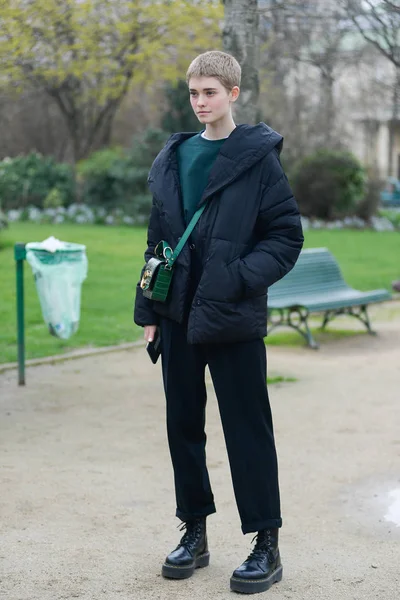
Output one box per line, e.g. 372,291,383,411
320,67,335,148
223,0,260,125
48,72,133,163
291,68,306,161
388,67,400,177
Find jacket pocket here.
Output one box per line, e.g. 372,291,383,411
188,296,262,344
225,257,245,300
236,257,269,299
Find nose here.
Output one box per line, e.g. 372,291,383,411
197,95,206,107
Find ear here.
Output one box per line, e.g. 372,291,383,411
230,86,240,103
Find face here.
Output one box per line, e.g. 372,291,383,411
188,76,239,125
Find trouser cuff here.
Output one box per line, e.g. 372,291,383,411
176,505,216,522
241,517,282,534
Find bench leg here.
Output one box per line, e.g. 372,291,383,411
351,305,377,335
321,305,376,335
321,311,334,330
267,308,319,349
289,308,319,349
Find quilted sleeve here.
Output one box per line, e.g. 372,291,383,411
133,199,162,326
237,157,304,294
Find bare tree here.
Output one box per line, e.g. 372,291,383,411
0,89,70,161
223,0,260,124
344,0,399,67
343,0,400,174
261,1,353,148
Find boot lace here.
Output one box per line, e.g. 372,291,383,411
247,530,275,563
178,519,204,551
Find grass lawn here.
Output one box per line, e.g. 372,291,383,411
0,223,398,364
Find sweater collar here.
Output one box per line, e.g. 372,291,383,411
163,123,283,206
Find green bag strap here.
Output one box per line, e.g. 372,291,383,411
157,203,208,269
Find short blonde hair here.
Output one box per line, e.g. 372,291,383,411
186,51,241,91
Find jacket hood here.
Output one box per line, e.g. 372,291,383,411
165,122,283,162
149,123,283,206
150,123,283,199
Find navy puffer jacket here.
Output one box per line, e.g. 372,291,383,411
134,123,303,344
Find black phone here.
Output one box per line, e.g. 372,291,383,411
146,327,161,364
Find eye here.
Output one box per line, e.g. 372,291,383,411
190,92,198,97
206,91,215,96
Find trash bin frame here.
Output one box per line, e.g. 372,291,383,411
14,242,27,386
13,241,86,386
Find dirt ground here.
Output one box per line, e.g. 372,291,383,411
1,308,399,600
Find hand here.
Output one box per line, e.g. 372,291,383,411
144,325,157,343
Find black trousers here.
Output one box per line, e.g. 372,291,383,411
160,317,282,534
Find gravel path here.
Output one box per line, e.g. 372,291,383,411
1,313,399,600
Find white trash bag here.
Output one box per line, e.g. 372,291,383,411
25,236,88,340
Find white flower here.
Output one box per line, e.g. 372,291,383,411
44,208,57,217
67,203,80,217
7,209,22,222
311,219,323,229
78,207,95,223
370,216,395,232
28,206,42,221
300,216,310,231
95,207,107,218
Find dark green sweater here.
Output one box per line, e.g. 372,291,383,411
177,133,226,224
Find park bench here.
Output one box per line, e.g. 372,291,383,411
267,248,392,349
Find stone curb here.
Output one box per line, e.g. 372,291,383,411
0,340,145,374
1,298,398,375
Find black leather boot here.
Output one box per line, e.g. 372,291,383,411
230,528,283,594
162,517,210,579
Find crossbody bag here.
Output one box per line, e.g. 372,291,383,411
140,203,207,302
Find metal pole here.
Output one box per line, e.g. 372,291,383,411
14,243,26,386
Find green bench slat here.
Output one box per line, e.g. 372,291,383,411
268,248,391,311
269,288,391,312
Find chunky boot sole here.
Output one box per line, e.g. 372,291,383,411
162,551,210,579
230,564,283,594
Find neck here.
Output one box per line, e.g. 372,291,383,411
204,114,236,140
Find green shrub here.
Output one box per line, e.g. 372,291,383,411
77,147,126,208
78,128,169,215
78,149,149,211
128,127,170,170
43,187,64,209
0,153,75,210
0,202,7,231
125,194,153,220
379,208,400,229
291,150,366,220
161,79,200,133
356,168,382,221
